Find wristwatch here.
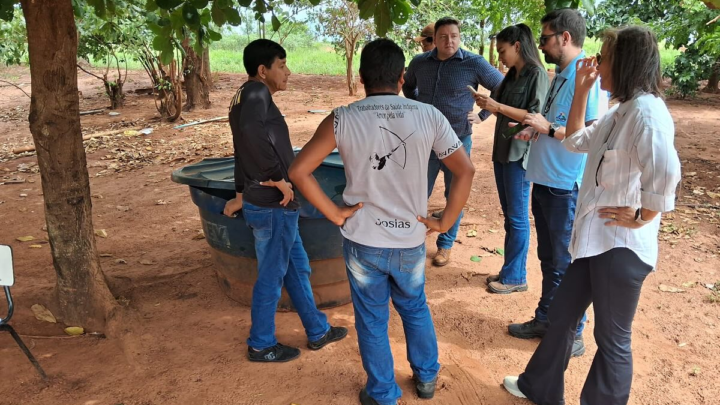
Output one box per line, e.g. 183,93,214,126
634,208,652,225
548,122,561,138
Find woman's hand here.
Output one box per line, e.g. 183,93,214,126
598,207,645,229
474,94,500,113
575,57,599,95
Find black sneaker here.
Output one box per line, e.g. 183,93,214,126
307,326,348,350
571,336,586,357
413,374,438,399
247,343,300,363
508,318,549,339
359,388,380,405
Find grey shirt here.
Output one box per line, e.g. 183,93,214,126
491,64,549,168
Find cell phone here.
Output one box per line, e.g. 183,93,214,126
502,123,529,140
466,85,478,95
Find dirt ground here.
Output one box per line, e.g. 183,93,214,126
0,65,719,405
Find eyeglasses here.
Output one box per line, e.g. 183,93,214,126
538,32,562,46
423,37,433,44
596,53,603,66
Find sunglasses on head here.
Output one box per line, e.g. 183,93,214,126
423,37,433,44
538,32,562,46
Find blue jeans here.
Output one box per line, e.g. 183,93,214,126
531,185,586,337
493,161,530,285
427,134,473,250
243,202,330,349
344,238,440,405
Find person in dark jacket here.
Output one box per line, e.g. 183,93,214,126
224,39,347,363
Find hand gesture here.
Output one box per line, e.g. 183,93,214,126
331,202,363,226
511,122,539,142
223,196,244,217
474,94,499,113
522,112,551,134
260,179,295,206
598,207,644,229
575,57,599,94
417,215,449,235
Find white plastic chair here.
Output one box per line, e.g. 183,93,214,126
1,245,48,381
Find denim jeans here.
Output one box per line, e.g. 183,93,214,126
243,201,330,350
493,161,531,285
531,184,586,336
343,238,440,405
427,134,473,250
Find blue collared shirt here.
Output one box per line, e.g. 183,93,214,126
525,51,608,190
402,48,504,137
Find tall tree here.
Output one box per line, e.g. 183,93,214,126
0,0,422,332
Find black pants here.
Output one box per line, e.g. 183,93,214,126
518,248,653,405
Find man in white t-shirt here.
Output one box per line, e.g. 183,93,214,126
289,39,475,405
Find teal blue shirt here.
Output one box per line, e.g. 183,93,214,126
525,51,608,190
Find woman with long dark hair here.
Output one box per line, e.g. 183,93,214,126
474,24,549,294
502,25,682,405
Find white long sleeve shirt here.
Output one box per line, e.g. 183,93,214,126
562,93,681,268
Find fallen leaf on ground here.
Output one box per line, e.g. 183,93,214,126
99,253,113,257
16,235,34,242
140,259,154,265
19,193,27,197
495,248,505,256
681,282,695,288
678,342,688,347
116,205,131,212
466,230,478,237
470,255,482,262
156,200,169,205
115,259,127,264
690,367,701,377
95,229,108,238
708,191,720,199
659,284,684,293
64,326,85,336
29,244,43,248
488,229,498,234
192,230,205,240
31,304,57,323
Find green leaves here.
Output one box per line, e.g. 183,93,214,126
156,0,183,9
271,14,281,31
0,0,15,22
182,2,201,27
374,0,392,36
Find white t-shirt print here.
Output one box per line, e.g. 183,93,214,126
333,95,463,249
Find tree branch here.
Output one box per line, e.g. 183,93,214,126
77,64,105,81
0,80,31,98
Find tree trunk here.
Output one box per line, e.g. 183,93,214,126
203,47,213,89
703,60,719,93
346,41,357,96
104,78,124,109
20,0,118,332
479,19,486,57
489,36,497,67
182,38,211,112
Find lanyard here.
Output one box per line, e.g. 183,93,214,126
543,76,568,116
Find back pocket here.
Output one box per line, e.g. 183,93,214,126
243,208,273,241
400,245,426,273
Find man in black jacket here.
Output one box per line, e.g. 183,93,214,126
224,39,347,363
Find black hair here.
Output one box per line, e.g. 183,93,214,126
243,39,287,77
541,8,586,47
435,17,460,34
359,38,405,92
602,26,663,102
496,23,544,68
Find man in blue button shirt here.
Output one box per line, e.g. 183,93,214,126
508,9,608,357
403,17,503,267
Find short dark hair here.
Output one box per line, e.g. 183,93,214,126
496,23,544,68
359,38,405,91
602,26,663,103
541,8,586,47
435,17,460,34
243,39,287,77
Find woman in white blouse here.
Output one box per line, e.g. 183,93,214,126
503,26,681,405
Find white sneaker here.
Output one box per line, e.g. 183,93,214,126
503,376,527,399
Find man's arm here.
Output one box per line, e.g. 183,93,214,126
289,113,362,226
475,56,504,93
402,58,419,100
419,147,475,233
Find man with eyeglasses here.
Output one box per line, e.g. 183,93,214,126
508,8,608,358
403,16,503,267
413,23,436,53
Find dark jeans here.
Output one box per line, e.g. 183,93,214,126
493,161,531,285
427,134,473,250
531,184,586,336
518,248,653,405
243,202,330,350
